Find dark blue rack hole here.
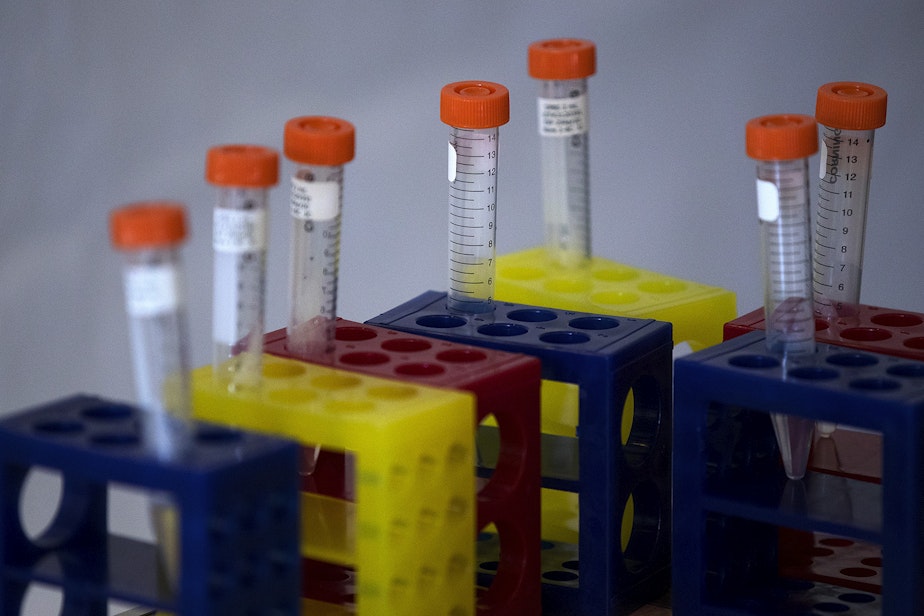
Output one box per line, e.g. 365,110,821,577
623,375,663,469
788,366,839,381
838,592,876,603
622,479,664,575
477,323,528,337
562,559,579,571
197,425,244,444
34,419,84,435
539,331,591,345
729,354,780,369
416,314,466,329
542,570,578,582
826,353,879,368
91,433,140,446
81,403,134,421
479,560,499,571
569,316,620,331
507,308,557,322
887,363,924,378
813,602,850,612
849,378,901,391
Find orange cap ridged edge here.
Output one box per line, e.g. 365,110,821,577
205,144,279,187
440,81,510,129
746,114,818,161
528,38,596,80
110,201,187,249
284,116,355,165
816,82,887,130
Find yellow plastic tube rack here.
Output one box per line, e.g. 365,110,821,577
496,247,736,351
191,354,476,615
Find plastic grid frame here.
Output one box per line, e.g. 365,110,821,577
725,303,923,593
673,330,924,615
367,290,673,616
191,354,476,616
724,304,924,361
496,247,736,351
0,395,301,615
263,321,542,616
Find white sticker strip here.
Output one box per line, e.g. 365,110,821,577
125,264,180,317
819,141,828,180
290,177,340,221
447,141,457,183
756,179,781,222
213,208,266,253
537,94,588,137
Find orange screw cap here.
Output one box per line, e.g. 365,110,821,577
816,82,887,130
440,81,510,129
110,201,187,249
205,144,279,188
284,116,355,166
746,114,818,161
528,38,596,80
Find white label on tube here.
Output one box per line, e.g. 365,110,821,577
125,264,180,317
537,94,588,137
213,208,266,253
819,141,828,179
290,177,339,221
447,141,457,182
756,179,780,222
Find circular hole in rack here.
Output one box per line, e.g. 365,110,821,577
436,348,487,363
90,432,140,447
196,426,244,444
19,466,64,542
395,363,445,376
622,376,662,469
729,355,780,369
870,312,924,328
477,323,528,337
788,367,839,381
839,592,877,604
81,403,133,421
507,308,557,322
335,326,378,341
826,353,878,367
340,351,390,366
539,331,591,345
840,567,878,578
621,479,664,575
34,419,84,435
381,338,432,353
840,327,891,341
887,364,924,378
542,570,579,582
416,314,466,329
903,337,924,350
849,378,901,391
569,316,619,331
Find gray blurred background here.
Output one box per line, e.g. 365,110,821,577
1,2,922,610
4,1,923,411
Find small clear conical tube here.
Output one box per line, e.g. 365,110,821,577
440,81,510,314
528,38,596,268
110,201,193,592
746,114,819,480
205,144,279,392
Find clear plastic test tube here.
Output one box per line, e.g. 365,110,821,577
812,82,887,319
110,201,192,590
110,201,193,461
283,116,355,359
440,81,510,314
205,144,279,391
528,38,596,268
746,114,818,481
